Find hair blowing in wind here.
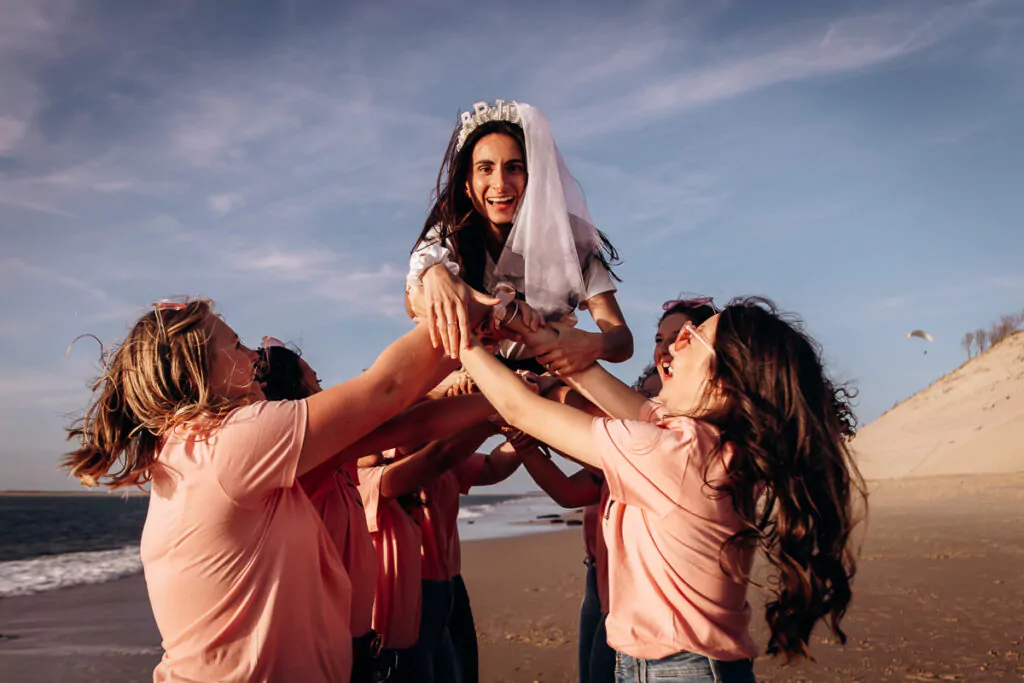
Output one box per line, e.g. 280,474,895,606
699,297,867,661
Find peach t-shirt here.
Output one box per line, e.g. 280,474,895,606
357,464,423,650
593,401,757,662
141,400,352,683
415,454,486,581
301,460,378,638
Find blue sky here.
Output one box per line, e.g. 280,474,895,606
2,0,1022,492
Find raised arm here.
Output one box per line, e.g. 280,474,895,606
299,292,497,476
301,393,497,482
459,339,602,470
507,320,648,421
520,447,602,508
531,291,633,375
472,438,523,486
378,423,496,500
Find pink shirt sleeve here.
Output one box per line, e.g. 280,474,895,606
452,453,486,494
592,401,702,519
213,400,307,505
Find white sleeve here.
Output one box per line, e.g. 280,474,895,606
579,258,617,309
407,226,460,289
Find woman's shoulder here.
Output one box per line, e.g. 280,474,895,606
641,403,721,449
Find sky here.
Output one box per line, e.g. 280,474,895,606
2,0,1022,492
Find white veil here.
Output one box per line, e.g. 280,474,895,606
492,103,603,320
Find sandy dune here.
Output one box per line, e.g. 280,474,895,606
854,331,1024,480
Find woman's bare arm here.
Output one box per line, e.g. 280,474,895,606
378,423,496,499
520,448,602,508
460,340,602,469
301,393,496,482
472,439,522,486
503,322,647,422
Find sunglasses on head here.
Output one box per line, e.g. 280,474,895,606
662,296,718,313
261,336,287,351
152,299,188,311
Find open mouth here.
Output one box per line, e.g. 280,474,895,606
661,361,673,378
486,196,515,208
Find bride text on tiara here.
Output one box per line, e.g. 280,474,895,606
457,100,521,151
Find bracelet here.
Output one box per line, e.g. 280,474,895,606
500,300,519,327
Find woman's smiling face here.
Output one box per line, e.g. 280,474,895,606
658,315,719,414
654,312,692,384
466,132,526,228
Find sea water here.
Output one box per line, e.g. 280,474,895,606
0,492,570,597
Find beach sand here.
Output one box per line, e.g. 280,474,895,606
1,472,1021,682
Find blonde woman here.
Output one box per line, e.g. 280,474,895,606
63,298,488,683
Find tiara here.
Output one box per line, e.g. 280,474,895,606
456,100,521,151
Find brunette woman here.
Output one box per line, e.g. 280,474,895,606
460,297,866,682
406,99,632,374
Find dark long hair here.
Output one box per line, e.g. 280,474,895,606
414,115,620,294
698,297,866,661
256,345,311,401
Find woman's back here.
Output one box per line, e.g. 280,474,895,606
142,401,352,683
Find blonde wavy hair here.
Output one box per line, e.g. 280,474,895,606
64,298,254,489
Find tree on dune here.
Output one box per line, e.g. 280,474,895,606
961,331,975,360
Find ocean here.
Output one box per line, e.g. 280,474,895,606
0,492,571,598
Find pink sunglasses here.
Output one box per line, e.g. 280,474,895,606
678,320,715,354
152,299,188,311
261,336,287,351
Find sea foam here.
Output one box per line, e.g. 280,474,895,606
0,545,142,597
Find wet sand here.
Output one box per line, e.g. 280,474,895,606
1,473,1022,682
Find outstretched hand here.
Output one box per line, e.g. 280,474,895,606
445,369,476,396
410,265,500,359
531,322,603,375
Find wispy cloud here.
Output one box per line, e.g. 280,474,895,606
551,2,992,141
1,258,114,306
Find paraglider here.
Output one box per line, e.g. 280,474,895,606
906,329,933,354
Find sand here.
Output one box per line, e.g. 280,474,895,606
854,331,1024,480
1,473,1021,682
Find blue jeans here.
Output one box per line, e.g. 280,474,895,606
407,579,461,683
579,561,615,683
450,574,478,683
579,561,602,683
615,650,756,682
590,613,616,683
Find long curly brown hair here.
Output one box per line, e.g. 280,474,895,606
63,299,253,489
698,297,866,661
414,114,619,294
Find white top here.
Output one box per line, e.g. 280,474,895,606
408,225,616,313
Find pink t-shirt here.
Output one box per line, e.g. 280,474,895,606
141,400,352,683
357,464,423,650
415,454,486,581
593,401,757,662
301,460,378,638
449,454,485,577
